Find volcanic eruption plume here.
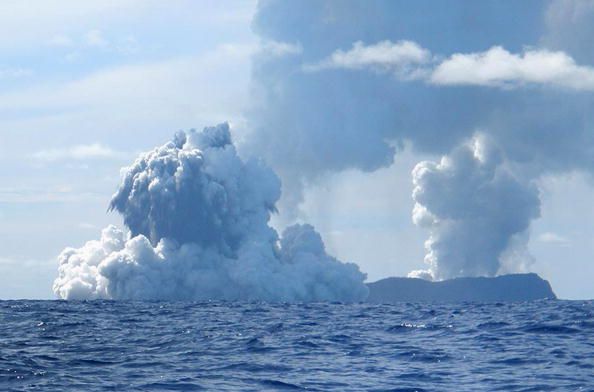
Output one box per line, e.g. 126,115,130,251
409,135,541,281
53,123,368,301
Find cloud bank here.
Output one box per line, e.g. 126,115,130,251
54,124,368,301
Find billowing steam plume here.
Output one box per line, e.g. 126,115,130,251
53,124,368,301
409,135,541,280
247,0,593,278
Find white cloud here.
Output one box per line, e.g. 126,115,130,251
49,29,128,60
0,186,103,204
260,40,302,57
308,41,594,90
216,40,301,60
430,46,594,90
0,1,143,50
84,29,108,48
32,144,117,161
0,67,32,79
115,35,139,55
48,34,73,47
0,1,258,52
304,40,431,77
537,232,571,246
0,256,53,268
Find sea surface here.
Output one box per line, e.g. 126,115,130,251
1,300,593,391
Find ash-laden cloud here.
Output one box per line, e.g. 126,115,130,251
246,0,594,277
53,123,368,301
410,135,541,281
248,0,594,195
246,1,547,198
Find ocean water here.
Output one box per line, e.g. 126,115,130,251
1,300,593,391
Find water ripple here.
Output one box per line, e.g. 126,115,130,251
0,300,592,391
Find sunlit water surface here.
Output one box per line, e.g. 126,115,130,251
1,300,592,391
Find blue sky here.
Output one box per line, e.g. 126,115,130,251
1,0,594,299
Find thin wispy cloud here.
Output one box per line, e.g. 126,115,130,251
31,143,118,162
0,67,32,79
304,40,431,78
48,30,139,58
0,40,291,126
78,222,98,230
217,40,301,58
0,1,144,50
260,40,302,57
537,232,571,246
47,34,73,47
84,29,109,48
0,256,54,268
0,186,104,204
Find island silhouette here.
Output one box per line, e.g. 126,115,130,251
366,273,556,303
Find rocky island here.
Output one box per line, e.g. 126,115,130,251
366,273,556,303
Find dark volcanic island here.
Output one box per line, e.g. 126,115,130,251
366,273,556,303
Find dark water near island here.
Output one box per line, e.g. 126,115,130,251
1,300,593,391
